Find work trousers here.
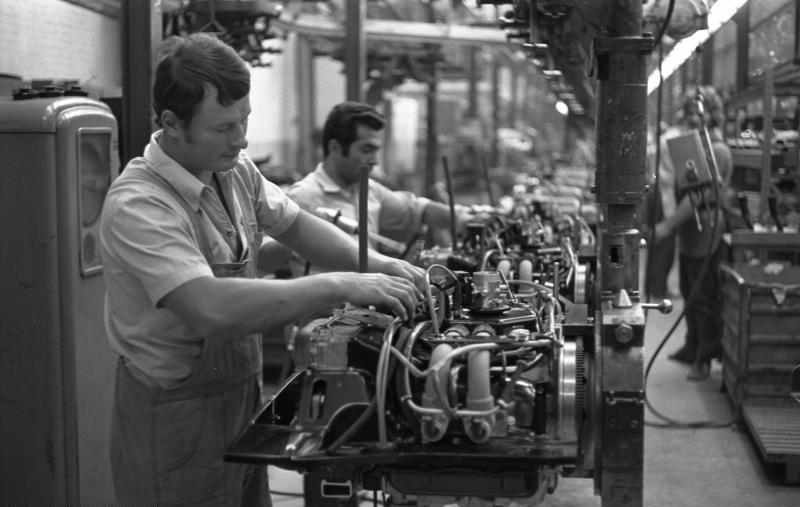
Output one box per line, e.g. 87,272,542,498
678,251,723,364
111,361,270,507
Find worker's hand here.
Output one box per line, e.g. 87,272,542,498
370,253,427,295
331,272,421,321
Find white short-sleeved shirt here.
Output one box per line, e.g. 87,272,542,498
100,131,299,384
286,163,429,276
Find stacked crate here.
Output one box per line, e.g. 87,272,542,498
719,262,800,483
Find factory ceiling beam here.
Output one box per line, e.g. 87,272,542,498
271,14,515,48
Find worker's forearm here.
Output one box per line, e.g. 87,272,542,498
275,210,408,274
422,202,453,230
163,268,421,340
274,211,359,271
663,196,694,232
182,275,347,338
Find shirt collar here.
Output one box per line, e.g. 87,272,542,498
143,130,208,211
315,163,363,197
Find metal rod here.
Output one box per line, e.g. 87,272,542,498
345,0,365,102
759,65,774,226
481,152,496,207
359,167,369,273
441,156,458,249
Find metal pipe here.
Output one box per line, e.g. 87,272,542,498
441,156,459,248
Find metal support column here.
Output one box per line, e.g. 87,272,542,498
593,1,653,505
491,57,501,167
424,76,439,200
295,34,316,175
423,1,439,201
122,0,161,165
345,0,366,102
466,47,479,119
759,66,775,227
345,0,368,271
510,62,520,128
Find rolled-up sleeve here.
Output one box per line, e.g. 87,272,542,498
246,163,300,236
372,181,430,236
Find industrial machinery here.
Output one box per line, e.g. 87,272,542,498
226,184,667,506
227,219,598,505
228,1,667,506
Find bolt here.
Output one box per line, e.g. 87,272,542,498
614,323,634,344
630,419,639,429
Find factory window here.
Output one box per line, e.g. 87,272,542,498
712,20,737,97
748,0,796,79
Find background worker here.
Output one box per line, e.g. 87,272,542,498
642,121,678,300
654,85,733,381
261,100,473,506
100,33,424,507
264,101,471,278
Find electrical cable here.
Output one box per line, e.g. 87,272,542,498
652,0,677,48
268,488,386,504
643,68,736,429
268,488,304,497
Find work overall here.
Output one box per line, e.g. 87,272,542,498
110,165,270,507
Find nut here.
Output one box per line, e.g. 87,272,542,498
614,323,634,344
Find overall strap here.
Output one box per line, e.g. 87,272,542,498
229,169,259,240
124,163,217,265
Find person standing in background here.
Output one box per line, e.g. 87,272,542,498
654,85,733,381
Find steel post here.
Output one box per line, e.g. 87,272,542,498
593,1,653,506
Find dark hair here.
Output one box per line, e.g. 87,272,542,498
152,33,250,127
322,102,385,157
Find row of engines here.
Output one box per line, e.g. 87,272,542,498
226,191,607,506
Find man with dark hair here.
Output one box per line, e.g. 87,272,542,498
280,101,468,276
100,34,424,506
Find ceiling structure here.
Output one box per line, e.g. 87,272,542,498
169,0,611,118
276,0,605,117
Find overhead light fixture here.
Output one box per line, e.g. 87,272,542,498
647,0,749,95
555,100,570,116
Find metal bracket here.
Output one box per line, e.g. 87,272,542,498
593,36,654,55
604,390,644,407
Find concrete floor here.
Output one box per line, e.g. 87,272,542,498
262,299,800,507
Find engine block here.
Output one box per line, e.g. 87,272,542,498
227,247,602,506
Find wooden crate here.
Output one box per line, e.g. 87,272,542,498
741,398,800,483
720,262,800,410
722,232,800,266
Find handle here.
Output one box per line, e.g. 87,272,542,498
641,299,673,314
